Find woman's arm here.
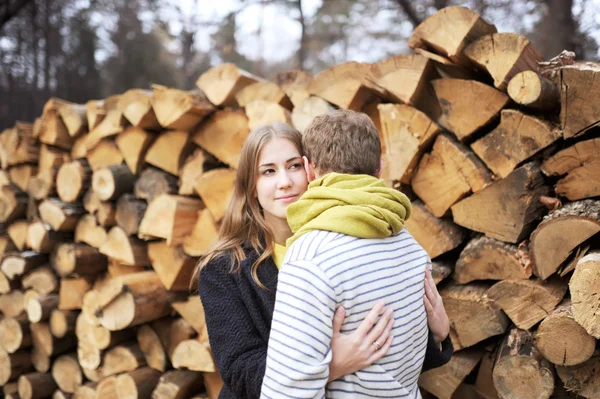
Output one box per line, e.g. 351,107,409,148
199,263,268,399
422,268,454,370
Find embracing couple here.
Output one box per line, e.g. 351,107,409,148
195,109,453,398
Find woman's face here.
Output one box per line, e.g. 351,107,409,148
256,137,308,224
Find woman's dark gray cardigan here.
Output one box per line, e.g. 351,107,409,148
199,247,453,399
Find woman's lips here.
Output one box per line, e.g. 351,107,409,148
276,195,298,202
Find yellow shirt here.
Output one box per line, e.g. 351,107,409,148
272,242,287,269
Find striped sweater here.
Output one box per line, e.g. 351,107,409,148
261,228,429,399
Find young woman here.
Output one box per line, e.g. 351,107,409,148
196,123,452,399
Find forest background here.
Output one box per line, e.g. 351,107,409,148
1,0,599,130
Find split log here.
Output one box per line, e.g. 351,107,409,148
0,290,25,317
28,168,57,200
418,347,485,399
27,294,60,323
0,348,33,385
137,323,169,372
273,69,312,106
171,336,215,372
58,277,93,310
432,78,509,142
85,109,126,150
134,167,178,201
507,70,560,111
74,214,107,249
92,164,135,201
73,382,97,399
485,276,567,330
196,63,260,107
0,269,19,294
152,85,216,131
471,110,561,178
308,62,384,110
53,242,107,277
70,135,87,159
81,366,106,384
178,148,219,196
0,170,10,187
77,339,101,371
1,251,48,280
100,226,150,266
39,110,74,150
9,164,37,192
245,100,292,131
404,201,466,259
535,299,596,366
541,137,600,201
412,134,492,217
451,162,550,243
138,194,203,244
57,102,87,137
431,261,453,285
145,130,195,176
194,168,236,222
151,369,204,399
530,200,600,280
56,160,91,203
86,139,124,171
27,221,72,254
8,220,29,250
31,345,50,373
165,318,197,362
182,208,219,257
30,322,76,357
86,95,120,130
51,353,82,393
0,236,17,265
115,194,147,236
115,367,162,399
377,104,441,186
18,371,58,399
107,259,145,277
492,328,554,399
115,126,155,175
235,81,292,109
22,266,58,295
463,32,542,90
191,109,249,168
570,251,600,338
474,350,500,399
556,351,600,398
97,271,180,331
119,89,161,130
454,235,531,284
39,144,71,172
39,198,85,231
291,96,335,134
3,382,19,399
89,325,135,351
171,295,206,335
102,342,147,377
148,241,197,291
1,123,40,167
96,201,116,227
53,390,73,399
0,315,32,353
560,63,600,138
408,6,496,66
96,375,118,399
440,282,509,350
50,310,78,339
0,184,28,223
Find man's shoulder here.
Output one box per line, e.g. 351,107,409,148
286,230,343,263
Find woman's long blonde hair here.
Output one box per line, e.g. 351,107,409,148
191,122,303,290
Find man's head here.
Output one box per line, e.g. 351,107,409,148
302,109,382,181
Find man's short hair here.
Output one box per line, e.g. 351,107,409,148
303,109,381,176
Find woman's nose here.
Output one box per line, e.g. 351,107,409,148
277,172,292,188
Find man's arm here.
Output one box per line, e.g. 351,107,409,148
261,259,336,399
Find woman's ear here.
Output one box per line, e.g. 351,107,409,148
303,156,316,182
376,159,384,178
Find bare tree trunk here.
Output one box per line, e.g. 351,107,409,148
296,0,306,70
540,0,576,58
395,0,422,26
43,0,51,98
0,0,33,31
30,2,40,113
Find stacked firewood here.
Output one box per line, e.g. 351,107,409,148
1,5,600,399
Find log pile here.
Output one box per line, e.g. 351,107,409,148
0,5,599,399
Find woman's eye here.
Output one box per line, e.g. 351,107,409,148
262,169,275,175
290,163,302,170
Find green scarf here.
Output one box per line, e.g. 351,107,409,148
286,173,412,247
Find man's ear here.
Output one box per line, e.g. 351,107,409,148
303,156,316,182
375,159,384,179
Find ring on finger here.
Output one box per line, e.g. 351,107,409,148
372,340,380,351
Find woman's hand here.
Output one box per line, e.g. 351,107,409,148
328,301,394,382
424,268,450,344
